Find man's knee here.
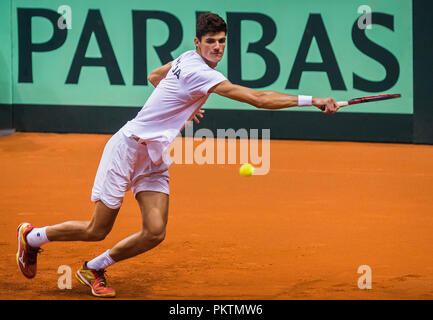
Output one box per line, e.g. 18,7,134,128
85,223,110,241
140,225,166,245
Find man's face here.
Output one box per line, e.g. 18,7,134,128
194,32,226,66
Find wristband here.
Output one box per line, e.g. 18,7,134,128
297,95,313,106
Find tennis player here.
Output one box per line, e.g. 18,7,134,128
16,12,339,298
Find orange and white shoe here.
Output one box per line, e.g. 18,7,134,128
75,263,116,298
16,222,42,279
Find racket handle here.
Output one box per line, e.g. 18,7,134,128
320,101,348,111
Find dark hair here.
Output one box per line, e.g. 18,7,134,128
196,12,227,40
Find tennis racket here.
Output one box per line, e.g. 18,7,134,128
320,93,401,110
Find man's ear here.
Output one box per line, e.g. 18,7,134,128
193,37,200,47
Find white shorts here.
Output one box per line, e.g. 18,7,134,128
91,130,170,209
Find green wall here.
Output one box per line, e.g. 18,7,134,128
0,0,12,104
6,0,412,113
0,0,12,130
1,0,432,143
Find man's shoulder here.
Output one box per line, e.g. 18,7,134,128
176,50,198,64
179,53,214,75
177,51,210,70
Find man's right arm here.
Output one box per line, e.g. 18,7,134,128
210,80,339,114
148,61,172,87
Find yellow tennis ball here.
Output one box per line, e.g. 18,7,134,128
239,163,254,177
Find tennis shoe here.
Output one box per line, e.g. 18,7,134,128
16,222,42,279
75,263,116,298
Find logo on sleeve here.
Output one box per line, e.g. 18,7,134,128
172,58,181,79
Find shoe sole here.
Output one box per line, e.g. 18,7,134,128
16,223,35,279
75,271,116,298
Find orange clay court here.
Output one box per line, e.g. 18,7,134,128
1,132,433,300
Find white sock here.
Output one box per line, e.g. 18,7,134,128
86,250,116,270
26,227,50,248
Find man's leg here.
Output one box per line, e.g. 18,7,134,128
108,191,169,262
17,201,119,280
45,201,119,242
74,191,168,298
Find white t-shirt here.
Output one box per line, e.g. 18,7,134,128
121,50,227,164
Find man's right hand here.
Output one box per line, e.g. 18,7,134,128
313,97,340,114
